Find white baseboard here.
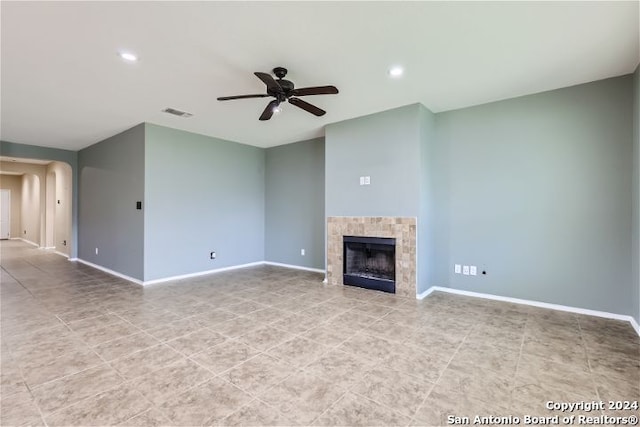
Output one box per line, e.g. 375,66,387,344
16,238,39,247
70,259,324,287
421,286,640,336
53,250,69,258
416,287,437,300
263,261,325,274
630,317,640,337
41,246,69,259
143,261,265,286
74,259,144,285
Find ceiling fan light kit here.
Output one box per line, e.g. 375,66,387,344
217,67,339,121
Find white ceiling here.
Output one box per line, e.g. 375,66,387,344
1,1,638,150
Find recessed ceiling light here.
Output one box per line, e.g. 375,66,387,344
389,66,404,78
118,52,138,62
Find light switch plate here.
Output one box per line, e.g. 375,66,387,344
364,176,371,185
359,176,365,185
470,266,477,276
463,265,470,275
454,264,461,274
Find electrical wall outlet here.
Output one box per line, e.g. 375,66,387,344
210,251,216,260
454,264,461,274
470,266,477,276
359,176,372,185
462,265,470,275
301,249,305,256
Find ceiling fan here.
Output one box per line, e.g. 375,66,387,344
217,67,339,121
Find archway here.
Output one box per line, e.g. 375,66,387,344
0,158,73,257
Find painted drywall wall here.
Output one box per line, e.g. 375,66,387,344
47,162,72,255
144,123,265,281
436,76,634,316
45,171,55,247
633,65,639,325
21,173,41,245
0,175,22,238
325,104,422,218
418,105,438,293
78,124,145,280
0,141,78,257
265,138,325,270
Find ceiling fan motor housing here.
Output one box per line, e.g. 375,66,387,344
277,79,294,93
273,67,288,79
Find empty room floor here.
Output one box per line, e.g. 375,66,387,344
1,240,638,427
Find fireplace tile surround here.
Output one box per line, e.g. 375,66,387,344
326,217,417,297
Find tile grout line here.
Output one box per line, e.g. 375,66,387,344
39,353,207,424
307,389,350,425
407,320,475,425
510,311,530,410
4,342,51,427
576,316,604,416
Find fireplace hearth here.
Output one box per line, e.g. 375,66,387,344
343,236,396,293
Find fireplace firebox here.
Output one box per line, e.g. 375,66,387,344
343,236,396,293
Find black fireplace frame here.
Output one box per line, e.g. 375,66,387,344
343,235,396,294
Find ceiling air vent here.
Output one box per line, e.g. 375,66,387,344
162,107,193,118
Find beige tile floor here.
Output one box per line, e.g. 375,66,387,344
1,240,638,426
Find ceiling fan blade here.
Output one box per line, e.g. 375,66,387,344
259,100,280,121
290,86,339,96
288,97,326,116
217,94,270,101
254,72,283,94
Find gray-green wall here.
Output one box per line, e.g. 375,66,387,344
436,76,634,316
418,105,438,294
144,124,265,281
0,140,78,258
633,65,639,325
325,104,421,218
265,138,324,270
325,104,437,293
78,124,145,280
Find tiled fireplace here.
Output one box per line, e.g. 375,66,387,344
326,217,417,297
